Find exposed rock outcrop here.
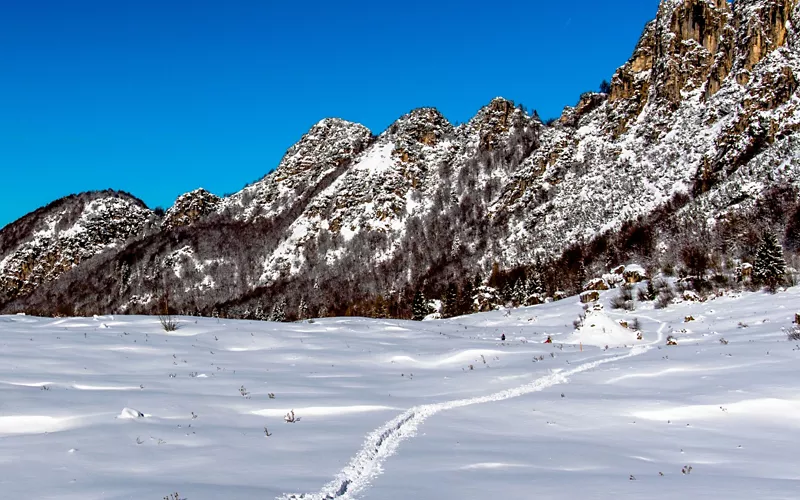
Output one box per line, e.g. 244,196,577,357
162,189,221,230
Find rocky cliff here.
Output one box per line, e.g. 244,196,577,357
2,0,799,318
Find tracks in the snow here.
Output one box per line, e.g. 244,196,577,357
277,324,664,500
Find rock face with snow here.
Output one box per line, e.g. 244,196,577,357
1,0,800,317
218,118,374,223
162,189,221,230
0,191,153,305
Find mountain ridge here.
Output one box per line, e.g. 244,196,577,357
2,0,799,319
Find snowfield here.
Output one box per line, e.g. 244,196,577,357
1,286,799,499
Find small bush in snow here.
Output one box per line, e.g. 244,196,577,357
163,493,186,500
159,314,179,332
610,285,634,311
655,286,676,309
788,326,800,342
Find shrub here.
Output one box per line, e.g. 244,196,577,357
159,314,179,332
788,326,800,341
681,244,709,278
610,285,635,311
655,284,676,309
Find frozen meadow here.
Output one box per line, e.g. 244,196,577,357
1,286,799,499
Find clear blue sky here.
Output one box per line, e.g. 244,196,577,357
0,0,661,228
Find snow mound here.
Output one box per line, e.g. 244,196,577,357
117,408,144,419
565,308,639,348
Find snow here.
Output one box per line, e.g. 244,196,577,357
1,286,799,499
566,305,645,348
353,143,395,174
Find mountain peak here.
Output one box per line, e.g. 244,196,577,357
383,107,453,147
163,188,221,230
463,97,536,152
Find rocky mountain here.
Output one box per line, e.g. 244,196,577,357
2,0,799,318
0,191,155,308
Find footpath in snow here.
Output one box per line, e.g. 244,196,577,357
0,286,798,499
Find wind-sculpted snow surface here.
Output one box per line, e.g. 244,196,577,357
280,342,657,500
3,286,799,499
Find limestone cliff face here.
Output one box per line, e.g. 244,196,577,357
651,0,733,103
609,0,734,133
735,0,798,74
493,0,800,261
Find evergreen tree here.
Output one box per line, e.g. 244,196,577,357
754,231,787,292
459,279,475,316
442,283,458,318
512,279,525,306
298,297,309,320
501,282,513,303
575,260,587,292
785,202,800,254
270,298,286,322
411,290,428,321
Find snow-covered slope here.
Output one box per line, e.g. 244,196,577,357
495,0,800,259
1,285,798,499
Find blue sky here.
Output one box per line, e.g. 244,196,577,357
0,0,661,228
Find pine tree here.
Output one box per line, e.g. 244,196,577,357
501,282,513,303
754,231,787,292
459,279,475,316
785,203,800,254
270,298,286,322
411,290,428,321
525,272,543,305
575,260,587,292
512,279,525,306
298,297,309,320
442,283,458,319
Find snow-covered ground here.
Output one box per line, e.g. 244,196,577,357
1,286,799,499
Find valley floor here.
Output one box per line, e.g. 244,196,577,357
1,286,799,499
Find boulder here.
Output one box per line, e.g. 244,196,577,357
683,290,701,302
584,278,609,291
580,290,601,303
623,264,647,283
